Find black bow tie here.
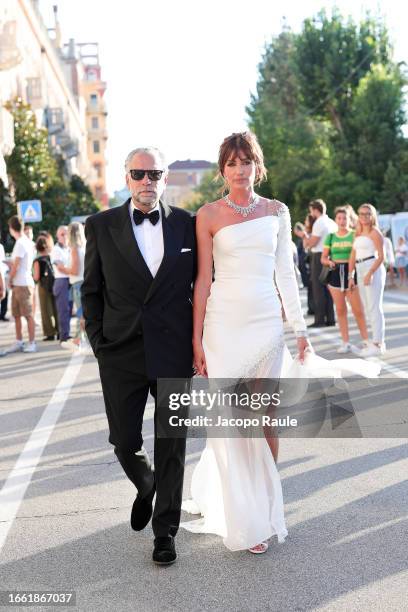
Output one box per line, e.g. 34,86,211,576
133,209,160,226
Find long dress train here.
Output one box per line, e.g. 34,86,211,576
181,201,380,551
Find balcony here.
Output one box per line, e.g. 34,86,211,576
88,126,108,139
55,132,79,158
45,107,64,135
26,77,43,109
87,100,108,115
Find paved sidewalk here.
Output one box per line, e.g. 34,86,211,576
0,292,407,611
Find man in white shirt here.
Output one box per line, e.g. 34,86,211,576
5,216,36,353
303,199,337,327
82,146,196,566
0,241,9,321
51,226,71,343
382,231,396,287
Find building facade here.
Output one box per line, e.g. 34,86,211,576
0,0,108,207
163,159,214,207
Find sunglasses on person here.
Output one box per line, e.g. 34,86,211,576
129,169,164,181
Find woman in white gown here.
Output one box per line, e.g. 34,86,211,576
182,132,310,553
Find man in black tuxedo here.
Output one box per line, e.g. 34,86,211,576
81,147,196,565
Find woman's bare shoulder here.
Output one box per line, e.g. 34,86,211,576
197,199,224,220
371,227,384,241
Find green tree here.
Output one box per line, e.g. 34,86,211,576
4,98,100,235
344,64,406,189
247,27,333,214
5,98,58,200
183,168,222,211
295,9,392,134
247,10,407,216
381,148,408,212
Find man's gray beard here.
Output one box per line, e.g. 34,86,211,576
132,194,159,211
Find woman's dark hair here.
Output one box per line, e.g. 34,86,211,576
8,215,23,233
309,199,327,215
36,236,48,253
218,131,267,185
304,213,315,233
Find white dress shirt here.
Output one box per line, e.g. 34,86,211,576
51,243,71,278
311,214,337,252
129,201,164,277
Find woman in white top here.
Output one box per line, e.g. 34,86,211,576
395,236,407,286
57,222,86,348
348,204,386,357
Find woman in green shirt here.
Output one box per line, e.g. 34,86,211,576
321,207,368,353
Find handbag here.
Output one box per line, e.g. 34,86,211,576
318,232,333,285
38,256,55,293
319,264,332,285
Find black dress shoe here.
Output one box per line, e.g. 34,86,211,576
130,484,155,531
152,536,177,565
307,322,326,328
42,336,55,341
325,322,336,327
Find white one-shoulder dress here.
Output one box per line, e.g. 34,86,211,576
181,201,308,550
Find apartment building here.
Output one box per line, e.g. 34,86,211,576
164,159,214,207
0,0,108,206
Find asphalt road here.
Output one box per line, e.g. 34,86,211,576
0,287,407,612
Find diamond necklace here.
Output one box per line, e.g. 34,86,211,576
224,193,260,217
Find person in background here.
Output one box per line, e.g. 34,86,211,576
302,199,337,327
0,244,5,304
294,221,314,315
349,203,386,357
51,226,71,344
395,236,407,287
24,224,37,319
33,236,58,340
0,240,9,321
5,216,36,353
24,225,35,249
321,207,368,353
344,204,358,230
382,230,396,288
56,222,87,350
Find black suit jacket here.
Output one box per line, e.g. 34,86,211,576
81,199,196,378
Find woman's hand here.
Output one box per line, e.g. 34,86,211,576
296,336,312,364
193,341,208,377
328,260,336,269
363,271,373,286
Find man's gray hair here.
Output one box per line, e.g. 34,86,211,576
124,147,168,171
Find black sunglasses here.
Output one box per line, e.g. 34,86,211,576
129,169,164,181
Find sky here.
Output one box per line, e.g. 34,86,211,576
38,0,407,196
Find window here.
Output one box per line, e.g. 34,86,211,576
90,94,98,107
95,186,103,200
93,140,100,153
91,116,99,129
94,163,102,178
26,77,42,101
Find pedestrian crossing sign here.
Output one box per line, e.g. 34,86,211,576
17,200,43,223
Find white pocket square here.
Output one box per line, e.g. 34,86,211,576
181,248,191,253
